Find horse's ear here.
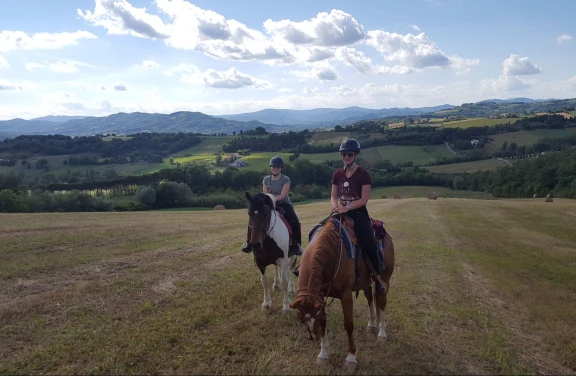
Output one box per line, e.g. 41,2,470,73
245,192,251,201
289,297,303,310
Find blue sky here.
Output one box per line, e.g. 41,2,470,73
1,0,575,120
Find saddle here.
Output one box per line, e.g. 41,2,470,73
275,207,294,241
308,215,387,279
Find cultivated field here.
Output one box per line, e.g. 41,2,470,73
442,118,523,128
484,128,576,153
1,198,575,374
425,159,510,174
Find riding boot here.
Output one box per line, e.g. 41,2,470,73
289,243,303,256
370,254,386,294
240,227,252,253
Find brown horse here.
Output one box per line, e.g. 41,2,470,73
289,214,395,366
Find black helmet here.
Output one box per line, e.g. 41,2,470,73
269,156,285,167
339,138,360,154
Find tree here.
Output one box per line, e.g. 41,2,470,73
135,185,156,207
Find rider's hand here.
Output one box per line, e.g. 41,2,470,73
331,204,341,213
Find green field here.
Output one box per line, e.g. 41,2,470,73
307,132,351,146
425,159,510,173
485,128,576,153
375,145,454,165
442,117,523,128
1,198,575,374
171,135,237,156
371,185,495,199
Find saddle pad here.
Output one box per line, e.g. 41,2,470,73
278,212,293,238
309,218,356,259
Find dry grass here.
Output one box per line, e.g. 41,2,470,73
1,198,575,374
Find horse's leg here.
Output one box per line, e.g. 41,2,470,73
273,265,281,291
260,266,272,311
279,258,291,314
316,332,330,365
364,287,378,334
287,255,296,295
342,289,358,366
375,292,388,341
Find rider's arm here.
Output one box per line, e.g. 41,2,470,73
347,184,370,211
331,184,339,208
275,183,290,201
263,184,270,194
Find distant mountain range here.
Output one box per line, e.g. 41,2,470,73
217,104,454,126
0,98,574,139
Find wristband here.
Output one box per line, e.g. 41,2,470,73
346,204,352,211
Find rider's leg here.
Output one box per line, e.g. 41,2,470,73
240,226,252,253
349,211,385,293
280,203,302,255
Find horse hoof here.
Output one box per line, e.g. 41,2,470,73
316,357,328,366
273,284,281,291
288,288,296,295
345,361,357,369
366,326,378,335
282,308,292,315
377,335,388,342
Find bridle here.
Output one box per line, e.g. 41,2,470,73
248,205,277,237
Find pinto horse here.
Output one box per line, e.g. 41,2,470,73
289,214,395,366
245,192,298,313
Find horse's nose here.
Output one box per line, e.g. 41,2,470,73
252,242,262,251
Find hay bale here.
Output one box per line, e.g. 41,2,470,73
393,194,401,199
427,192,438,200
214,205,225,210
545,197,553,203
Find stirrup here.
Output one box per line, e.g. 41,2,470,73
240,242,252,253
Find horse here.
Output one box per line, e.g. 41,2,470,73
245,192,298,313
289,214,395,367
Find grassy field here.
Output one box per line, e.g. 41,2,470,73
442,117,523,128
171,136,237,156
375,145,454,165
485,128,576,153
425,159,510,174
307,132,351,146
1,198,575,374
370,185,494,200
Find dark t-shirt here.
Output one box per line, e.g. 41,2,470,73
331,166,372,213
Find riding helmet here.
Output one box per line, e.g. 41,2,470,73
339,138,361,154
269,155,285,167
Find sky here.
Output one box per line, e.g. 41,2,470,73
0,0,575,120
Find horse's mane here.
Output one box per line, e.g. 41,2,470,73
250,192,276,211
305,219,342,296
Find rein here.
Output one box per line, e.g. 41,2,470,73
248,207,277,236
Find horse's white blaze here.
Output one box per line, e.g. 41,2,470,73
367,303,377,328
318,335,329,360
378,311,387,339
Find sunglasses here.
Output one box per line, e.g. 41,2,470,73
341,152,355,158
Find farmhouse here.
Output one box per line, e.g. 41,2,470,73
470,139,480,147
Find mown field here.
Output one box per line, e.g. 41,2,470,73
1,198,575,375
442,117,523,128
485,128,576,153
425,159,510,174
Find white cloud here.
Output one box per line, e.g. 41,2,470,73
556,34,572,44
163,63,199,76
25,61,80,73
303,86,319,94
263,9,366,47
181,66,272,89
411,25,421,32
481,74,530,92
78,0,168,39
278,88,292,93
502,54,542,76
0,30,96,52
113,83,128,91
291,62,339,81
0,78,36,90
139,60,159,68
335,47,412,74
0,55,9,69
450,56,480,75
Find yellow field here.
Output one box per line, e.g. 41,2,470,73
442,117,523,128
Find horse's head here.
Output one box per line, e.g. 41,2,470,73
289,294,326,341
245,192,276,251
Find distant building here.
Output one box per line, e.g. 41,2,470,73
470,139,480,147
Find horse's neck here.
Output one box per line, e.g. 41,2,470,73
303,228,341,296
267,210,289,250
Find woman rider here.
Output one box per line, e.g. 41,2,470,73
241,156,303,256
331,138,385,294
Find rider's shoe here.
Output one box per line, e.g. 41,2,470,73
240,242,252,253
